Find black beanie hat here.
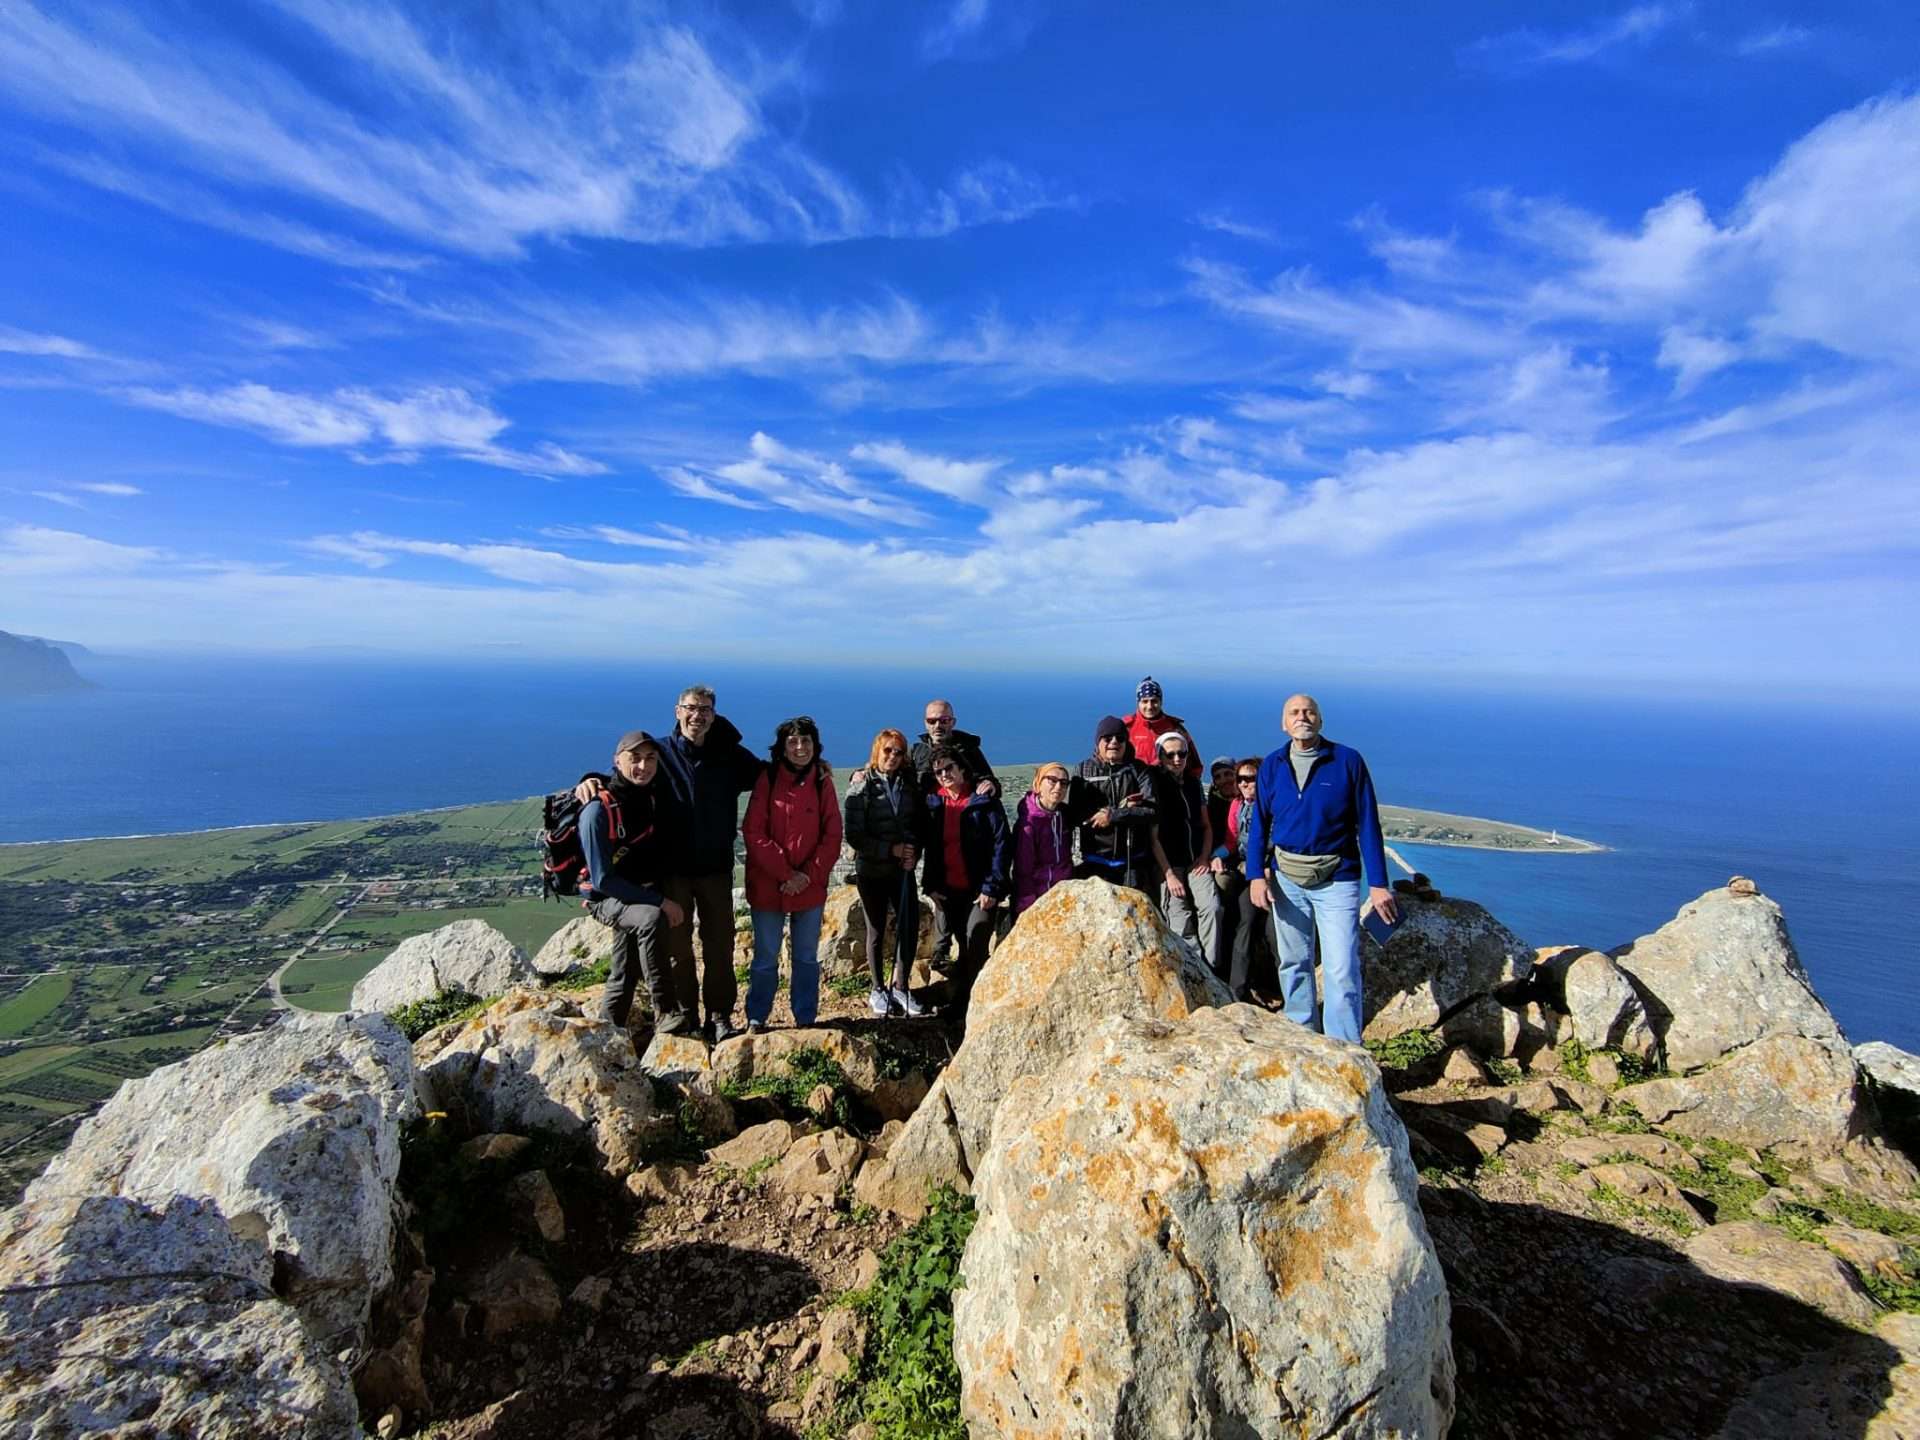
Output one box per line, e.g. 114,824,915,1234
1094,714,1127,745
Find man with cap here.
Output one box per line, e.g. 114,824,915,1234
1247,693,1397,1043
580,730,688,1032
1123,677,1200,778
1069,716,1160,898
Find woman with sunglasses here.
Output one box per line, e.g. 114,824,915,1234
1011,762,1076,915
921,742,1011,1033
742,716,843,1033
1223,758,1276,1001
843,728,926,1017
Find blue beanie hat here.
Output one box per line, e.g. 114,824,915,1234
1137,676,1161,701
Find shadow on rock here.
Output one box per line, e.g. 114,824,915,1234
1426,1187,1904,1439
424,1243,817,1438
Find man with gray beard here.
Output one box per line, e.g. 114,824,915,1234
1247,694,1396,1043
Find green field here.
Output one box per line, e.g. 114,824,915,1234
0,973,74,1036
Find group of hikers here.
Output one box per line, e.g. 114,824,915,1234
570,677,1396,1048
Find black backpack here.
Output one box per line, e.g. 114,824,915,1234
538,783,621,901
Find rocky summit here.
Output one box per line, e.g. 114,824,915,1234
2,876,1919,1439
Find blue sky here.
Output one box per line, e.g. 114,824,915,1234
1,1,1916,696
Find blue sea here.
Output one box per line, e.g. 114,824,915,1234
5,654,1917,1053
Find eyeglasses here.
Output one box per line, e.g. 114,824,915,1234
677,702,714,715
1038,774,1068,786
1237,775,1258,785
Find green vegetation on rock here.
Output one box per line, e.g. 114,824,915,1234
847,1185,977,1440
385,989,488,1041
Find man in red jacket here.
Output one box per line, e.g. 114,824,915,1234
1123,677,1200,777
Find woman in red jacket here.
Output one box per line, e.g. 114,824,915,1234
743,716,843,1033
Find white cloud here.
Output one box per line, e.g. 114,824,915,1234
1187,258,1514,363
1195,212,1280,245
31,490,83,508
540,525,697,553
0,325,99,359
74,482,142,496
850,441,998,503
0,523,162,575
1657,328,1740,392
0,2,1063,260
1465,5,1678,68
118,383,606,475
1736,24,1813,55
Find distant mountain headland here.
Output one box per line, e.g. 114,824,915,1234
0,629,94,698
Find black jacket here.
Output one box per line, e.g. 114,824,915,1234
1155,769,1210,872
581,776,674,906
920,788,1011,901
657,715,765,877
843,770,923,880
909,729,999,797
1069,757,1158,871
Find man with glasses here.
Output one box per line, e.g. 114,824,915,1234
1247,694,1396,1042
1153,730,1225,973
910,700,1000,799
656,684,767,1043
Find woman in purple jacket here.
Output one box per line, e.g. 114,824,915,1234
1012,762,1075,915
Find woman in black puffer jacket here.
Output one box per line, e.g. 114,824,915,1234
842,728,926,1017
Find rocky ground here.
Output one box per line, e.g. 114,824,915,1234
7,876,1919,1440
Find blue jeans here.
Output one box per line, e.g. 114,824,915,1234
748,906,824,1027
1270,875,1364,1042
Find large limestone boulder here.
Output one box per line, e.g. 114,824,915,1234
23,1011,416,1344
531,915,618,978
882,879,1229,1196
1535,945,1657,1058
0,1194,359,1438
416,988,664,1179
955,1007,1454,1438
352,918,534,1013
1858,1041,1920,1098
1362,893,1529,1042
817,882,934,977
1620,1034,1861,1152
1611,884,1845,1072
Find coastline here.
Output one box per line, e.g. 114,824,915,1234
0,789,1604,856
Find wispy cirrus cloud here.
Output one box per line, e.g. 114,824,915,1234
121,383,606,476
1463,4,1680,69
0,325,100,360
0,1,1066,262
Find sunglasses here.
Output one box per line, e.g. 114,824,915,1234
880,745,906,755
1162,749,1189,759
925,716,954,726
1237,775,1258,784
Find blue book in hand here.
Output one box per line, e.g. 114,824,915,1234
1362,905,1402,948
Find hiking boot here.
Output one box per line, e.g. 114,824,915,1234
655,1009,694,1037
708,1015,739,1045
746,1020,768,1036
890,985,926,1018
867,987,892,1017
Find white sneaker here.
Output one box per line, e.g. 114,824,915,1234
867,987,892,1017
891,985,926,1018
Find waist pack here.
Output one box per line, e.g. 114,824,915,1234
1271,848,1343,888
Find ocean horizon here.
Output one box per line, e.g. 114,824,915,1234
5,653,1916,1054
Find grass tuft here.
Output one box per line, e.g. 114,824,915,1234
385,989,488,1040
846,1186,977,1440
